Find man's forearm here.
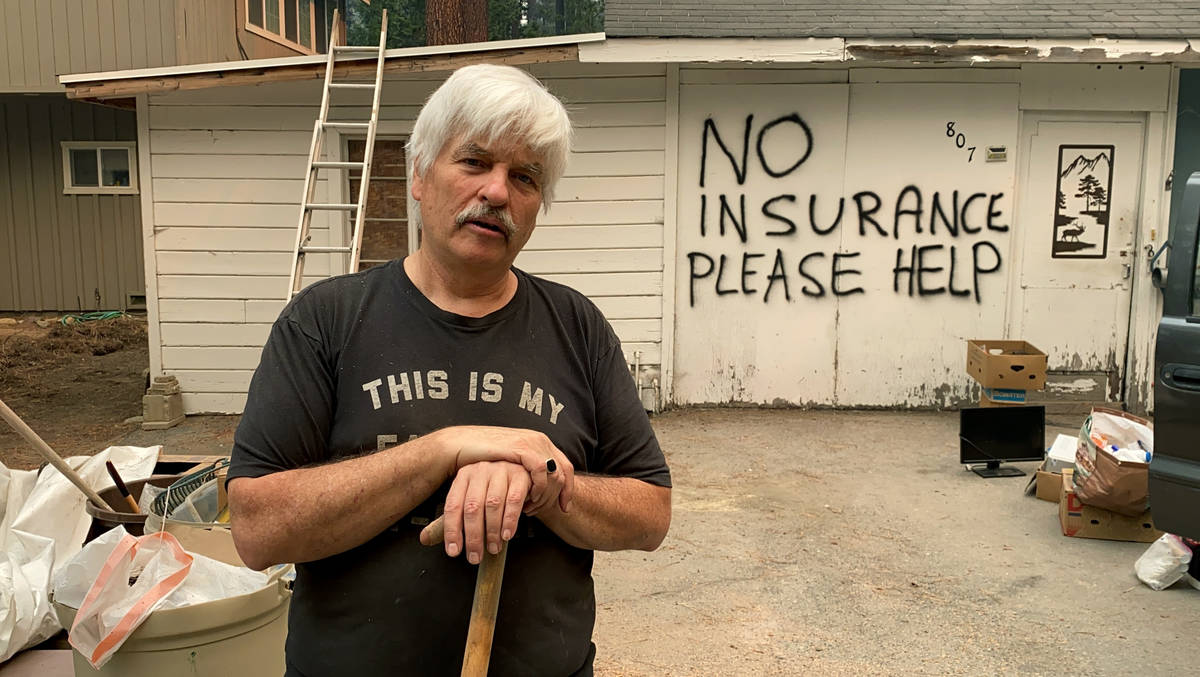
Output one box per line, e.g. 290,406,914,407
229,435,453,570
536,475,671,551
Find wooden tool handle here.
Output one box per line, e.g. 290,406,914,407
420,515,446,546
418,514,509,677
462,543,508,677
0,396,119,512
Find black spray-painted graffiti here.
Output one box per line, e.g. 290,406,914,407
688,114,1008,306
1052,145,1113,259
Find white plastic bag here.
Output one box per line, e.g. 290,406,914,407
0,446,159,664
1134,533,1193,591
60,527,193,669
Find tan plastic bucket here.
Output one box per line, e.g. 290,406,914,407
52,578,290,677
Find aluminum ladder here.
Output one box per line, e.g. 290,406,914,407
286,9,389,299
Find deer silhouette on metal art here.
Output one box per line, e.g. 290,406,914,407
1061,223,1085,242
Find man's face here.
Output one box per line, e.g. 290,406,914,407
411,135,544,273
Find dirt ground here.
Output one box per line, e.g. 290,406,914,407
0,313,149,468
1,324,1195,675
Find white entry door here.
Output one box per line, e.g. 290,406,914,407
1013,117,1144,400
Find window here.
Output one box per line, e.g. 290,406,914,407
62,142,138,195
246,0,316,54
1192,229,1200,316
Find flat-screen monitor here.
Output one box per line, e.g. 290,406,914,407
959,406,1045,478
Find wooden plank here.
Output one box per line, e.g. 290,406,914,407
573,126,664,152
526,224,662,250
246,299,287,323
538,272,661,297
151,153,309,179
680,68,849,85
158,299,246,323
5,102,39,308
553,176,663,201
65,0,87,75
610,319,661,344
50,99,84,310
565,151,665,178
169,369,255,392
149,129,316,154
50,0,72,82
96,0,117,72
33,1,57,88
163,346,264,370
155,226,332,251
26,98,65,308
124,0,148,70
18,0,38,87
67,45,580,100
182,392,248,415
149,105,318,131
617,341,660,365
591,296,662,320
566,102,665,128
112,0,132,70
539,200,663,227
157,251,332,276
157,274,321,299
152,177,329,204
0,103,16,308
515,248,661,275
160,322,272,346
143,0,164,68
546,77,664,104
528,62,666,79
155,202,322,227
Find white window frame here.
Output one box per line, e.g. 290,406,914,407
61,142,139,195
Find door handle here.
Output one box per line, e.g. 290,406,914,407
1163,364,1200,390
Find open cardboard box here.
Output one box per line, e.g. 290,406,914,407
967,340,1048,391
1059,469,1161,542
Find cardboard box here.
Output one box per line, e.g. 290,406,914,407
982,387,1027,403
1035,469,1062,502
966,340,1047,391
1059,469,1161,542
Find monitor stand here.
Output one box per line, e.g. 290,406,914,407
970,461,1026,478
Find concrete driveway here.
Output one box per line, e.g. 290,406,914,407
122,408,1197,675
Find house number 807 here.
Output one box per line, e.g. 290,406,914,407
945,121,976,162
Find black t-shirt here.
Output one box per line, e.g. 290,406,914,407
229,259,671,677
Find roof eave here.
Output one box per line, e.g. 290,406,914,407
580,36,1200,64
60,32,604,100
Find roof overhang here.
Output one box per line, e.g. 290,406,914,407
59,33,605,101
580,37,1200,64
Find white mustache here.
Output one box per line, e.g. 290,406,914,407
456,204,517,237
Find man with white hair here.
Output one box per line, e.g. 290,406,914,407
227,64,672,676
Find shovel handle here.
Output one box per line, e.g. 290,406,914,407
418,514,509,677
0,396,119,512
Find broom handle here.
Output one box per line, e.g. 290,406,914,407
0,396,119,512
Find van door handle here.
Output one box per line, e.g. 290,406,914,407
1164,364,1200,390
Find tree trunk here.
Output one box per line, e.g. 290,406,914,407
426,0,488,45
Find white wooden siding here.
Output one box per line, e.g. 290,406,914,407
148,63,667,413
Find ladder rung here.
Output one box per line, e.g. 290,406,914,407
301,246,353,254
323,122,369,130
306,203,359,211
313,161,365,170
333,45,380,53
329,83,376,90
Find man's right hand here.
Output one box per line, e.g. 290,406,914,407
432,425,575,515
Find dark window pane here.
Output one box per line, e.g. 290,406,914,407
100,148,131,187
298,0,311,48
70,148,99,187
1191,230,1200,316
248,0,263,27
284,0,298,42
265,0,280,33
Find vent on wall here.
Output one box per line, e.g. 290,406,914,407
126,293,147,310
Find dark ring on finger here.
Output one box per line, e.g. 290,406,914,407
546,458,557,474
